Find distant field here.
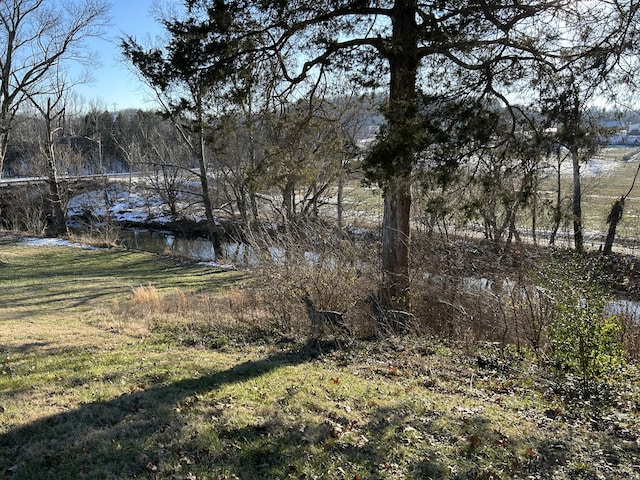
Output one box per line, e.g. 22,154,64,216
568,147,640,245
336,147,640,251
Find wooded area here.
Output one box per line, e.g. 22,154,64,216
1,0,640,305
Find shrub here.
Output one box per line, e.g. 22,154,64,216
249,219,375,338
541,254,625,397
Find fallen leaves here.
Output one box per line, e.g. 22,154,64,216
128,382,146,393
468,434,481,449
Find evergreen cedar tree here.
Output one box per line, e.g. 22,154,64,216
124,0,638,302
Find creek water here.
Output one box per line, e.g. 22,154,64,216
116,228,258,267
118,229,217,261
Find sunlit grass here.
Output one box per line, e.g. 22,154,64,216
1,237,639,479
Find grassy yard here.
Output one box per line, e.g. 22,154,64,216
1,235,639,479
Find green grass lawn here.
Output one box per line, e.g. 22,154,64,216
1,235,639,479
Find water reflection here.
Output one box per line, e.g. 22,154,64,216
605,299,640,321
119,229,215,261
117,228,262,267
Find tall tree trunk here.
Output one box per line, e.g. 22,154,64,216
571,148,584,252
0,127,8,236
531,190,538,246
0,61,13,180
236,183,249,225
337,163,344,232
381,0,418,304
381,177,411,302
0,129,9,179
603,161,640,255
282,178,295,223
45,137,67,236
247,132,260,224
249,190,259,223
603,196,624,255
196,100,223,260
41,98,67,237
549,152,562,246
506,208,520,246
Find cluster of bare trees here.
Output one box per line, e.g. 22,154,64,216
2,86,371,240
115,93,367,257
0,0,109,235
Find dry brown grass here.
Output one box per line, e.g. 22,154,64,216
618,310,640,361
131,284,162,312
103,283,276,348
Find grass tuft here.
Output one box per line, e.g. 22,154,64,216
131,284,162,313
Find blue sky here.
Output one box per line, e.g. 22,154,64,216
72,0,164,111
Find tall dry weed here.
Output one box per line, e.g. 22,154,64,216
108,282,275,347
175,289,188,315
130,285,161,313
616,305,640,361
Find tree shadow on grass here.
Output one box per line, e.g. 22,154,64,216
0,341,52,354
5,333,638,479
0,344,321,479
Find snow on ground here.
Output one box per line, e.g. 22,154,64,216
196,260,236,270
67,186,172,224
554,155,623,177
67,182,226,228
18,237,98,249
16,234,237,269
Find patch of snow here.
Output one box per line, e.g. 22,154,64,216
347,225,375,236
550,154,623,178
67,186,172,225
196,261,236,271
19,237,97,249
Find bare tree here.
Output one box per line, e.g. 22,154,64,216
25,74,72,236
602,161,640,255
121,3,243,259
0,0,109,179
126,112,195,221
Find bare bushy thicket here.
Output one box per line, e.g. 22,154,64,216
409,240,638,393
408,235,556,350
620,313,640,361
70,184,131,247
244,220,559,347
246,219,382,339
0,185,49,234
